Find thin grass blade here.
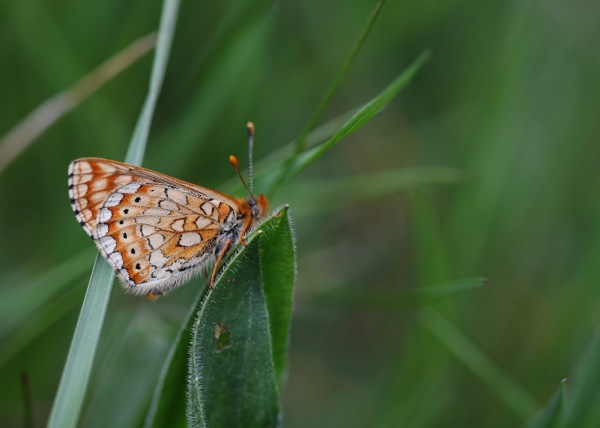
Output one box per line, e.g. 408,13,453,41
0,34,156,173
144,290,205,428
46,1,181,427
313,277,487,310
421,308,538,420
526,379,567,428
45,257,114,428
0,248,94,335
291,0,386,156
265,50,431,195
562,331,600,427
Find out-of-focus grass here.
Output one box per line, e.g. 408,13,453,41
1,0,600,427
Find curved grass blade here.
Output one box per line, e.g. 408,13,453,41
144,289,205,428
291,0,386,156
187,207,295,427
526,379,567,428
0,248,94,337
0,34,156,174
0,284,85,370
313,277,487,311
46,1,181,427
562,331,600,427
265,50,431,195
125,0,180,166
272,0,387,195
420,307,538,420
286,166,463,216
45,256,115,428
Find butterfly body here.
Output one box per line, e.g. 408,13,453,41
68,157,268,296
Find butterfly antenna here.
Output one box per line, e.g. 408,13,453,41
228,155,250,196
228,122,256,198
247,122,255,195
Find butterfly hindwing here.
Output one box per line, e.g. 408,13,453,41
68,158,241,295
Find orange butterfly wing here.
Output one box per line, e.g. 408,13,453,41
68,158,247,295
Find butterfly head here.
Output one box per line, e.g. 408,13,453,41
236,193,268,223
249,194,268,220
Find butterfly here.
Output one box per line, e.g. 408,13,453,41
68,124,268,298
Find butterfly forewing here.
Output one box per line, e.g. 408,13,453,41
68,158,248,295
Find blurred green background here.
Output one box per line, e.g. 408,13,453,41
1,0,600,427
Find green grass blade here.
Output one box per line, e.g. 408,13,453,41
0,34,155,173
144,290,205,428
0,248,94,336
46,1,181,427
420,308,538,420
0,285,84,370
45,257,114,428
562,331,600,427
152,7,270,168
272,0,386,196
264,50,431,195
125,0,180,166
285,166,462,216
526,379,567,428
291,0,386,156
313,277,487,311
187,207,295,427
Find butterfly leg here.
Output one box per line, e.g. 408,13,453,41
238,216,253,246
210,238,232,288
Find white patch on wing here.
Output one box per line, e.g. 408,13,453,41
143,207,171,217
148,233,165,249
104,192,124,207
149,249,168,268
159,199,179,210
99,236,117,253
195,217,212,229
166,188,188,206
179,232,201,247
98,208,113,223
141,224,157,236
120,183,142,194
109,251,123,269
171,219,185,232
96,223,109,238
201,202,214,216
136,215,160,225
